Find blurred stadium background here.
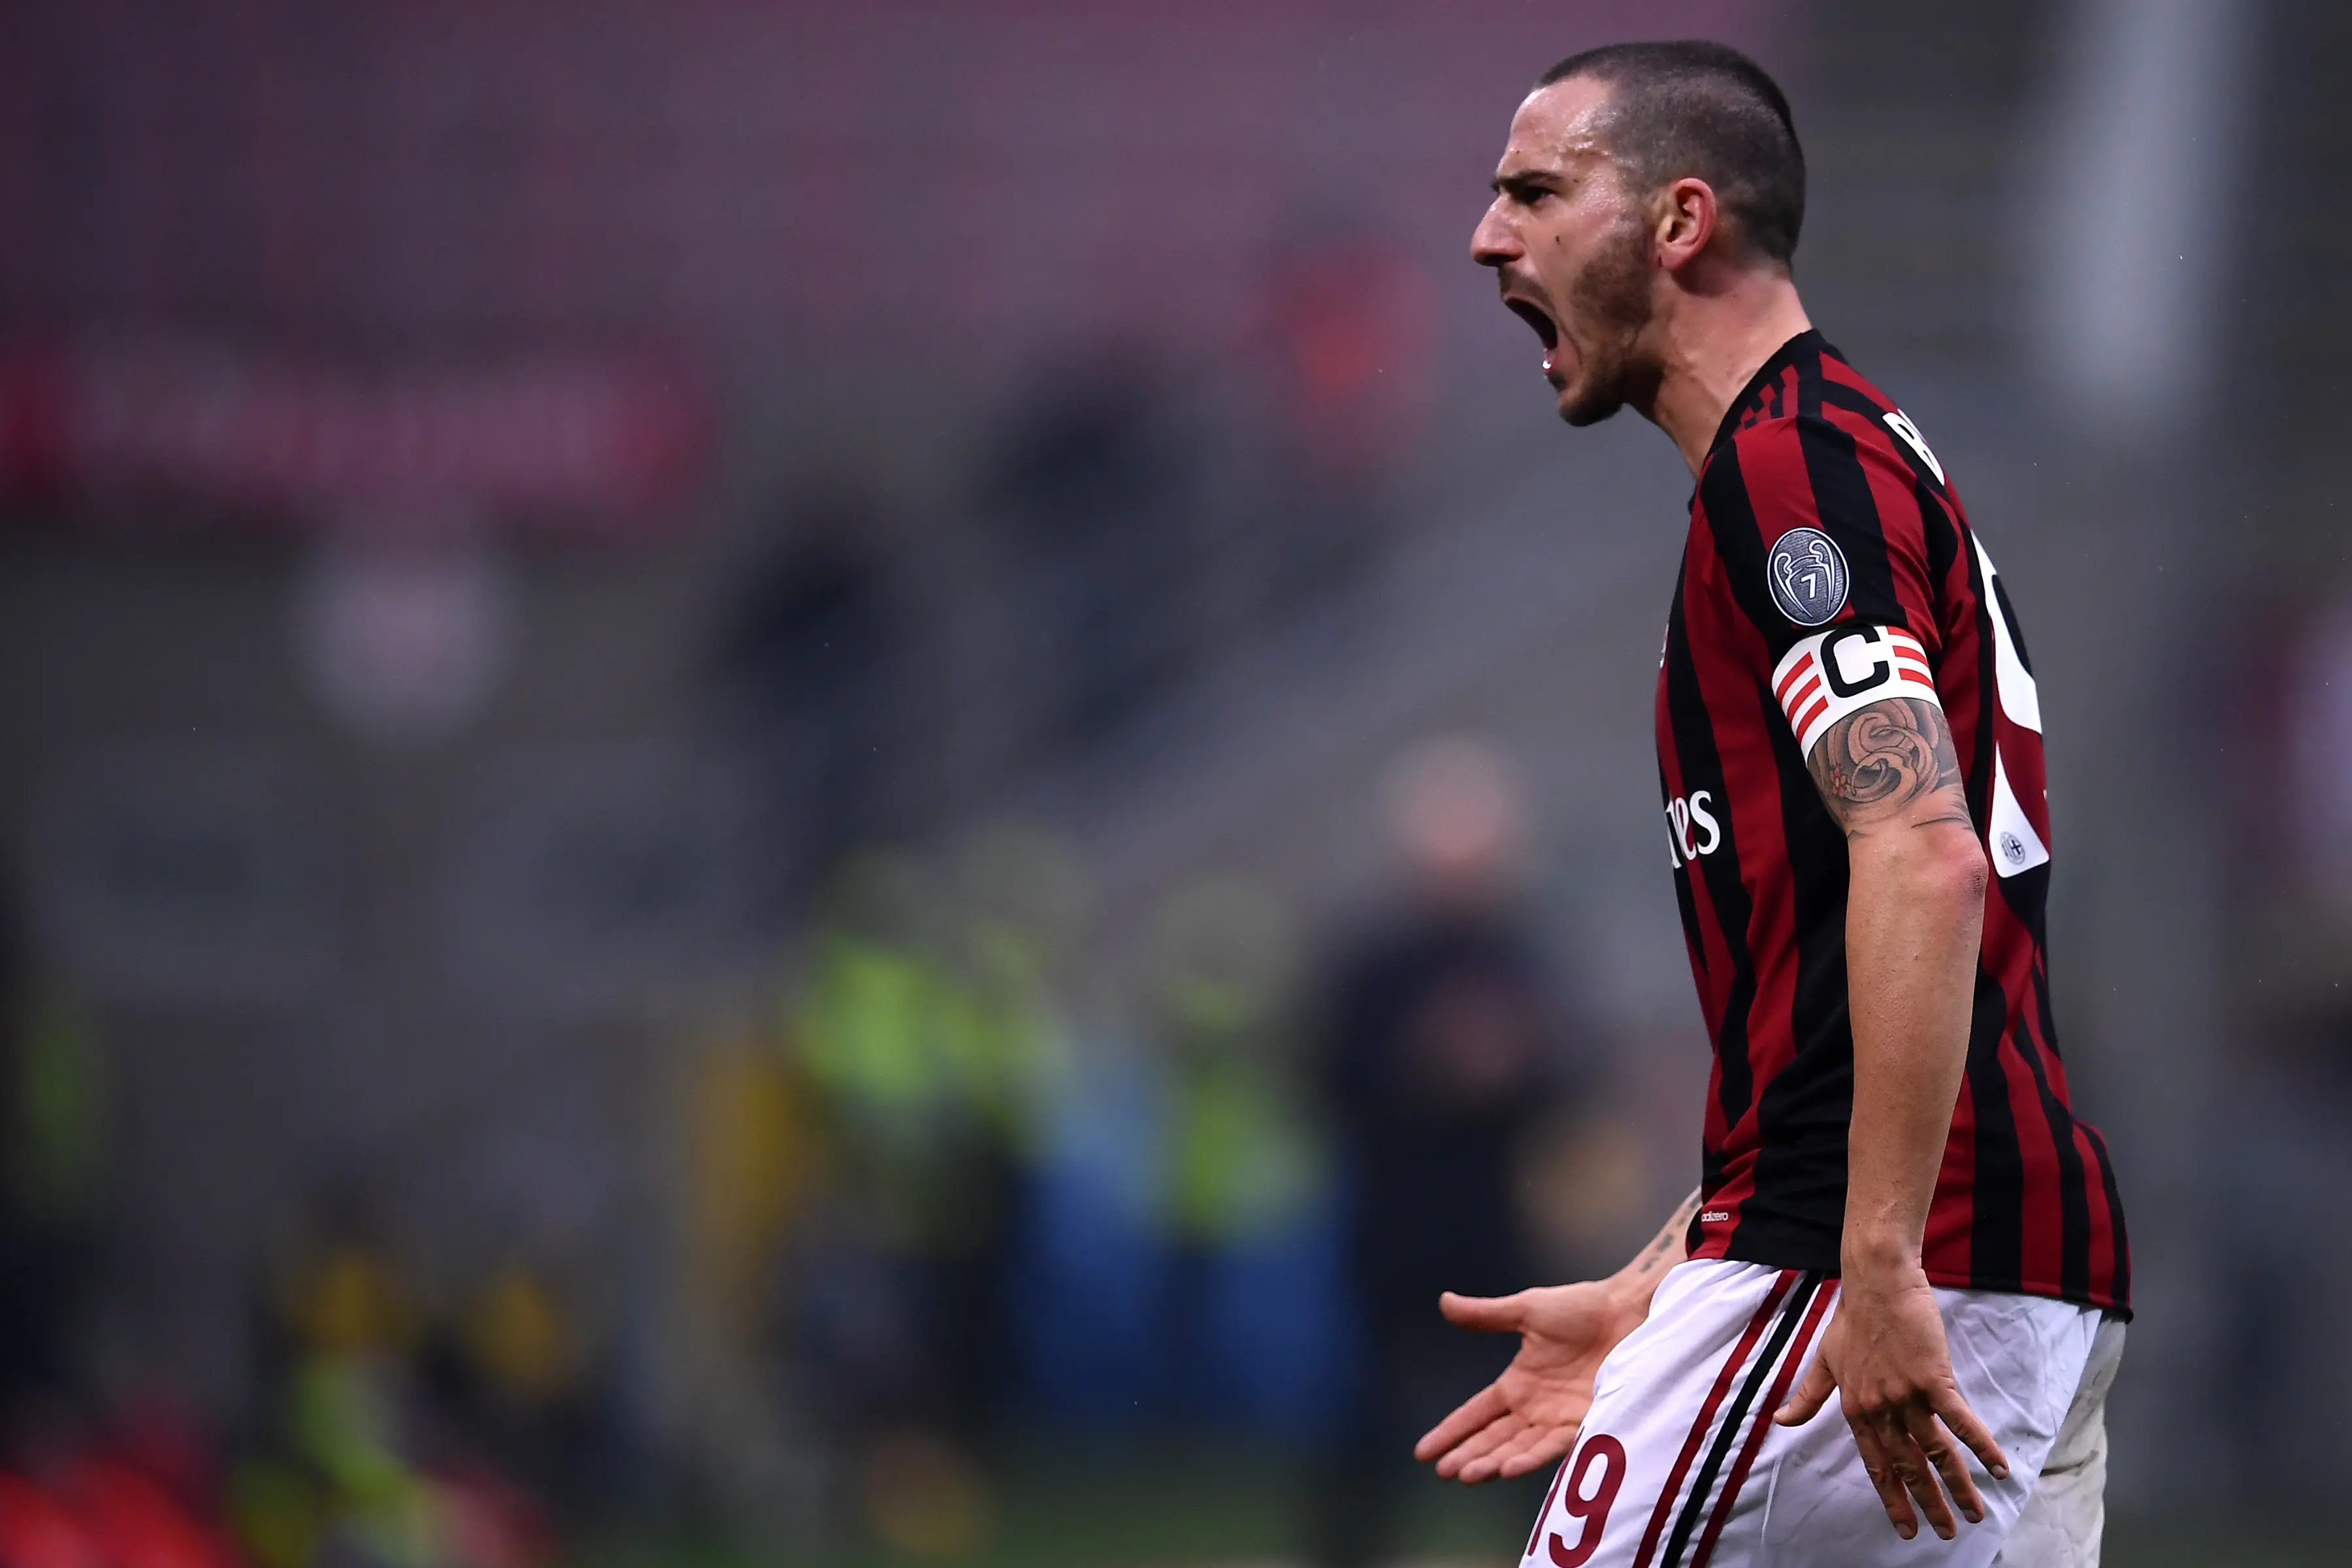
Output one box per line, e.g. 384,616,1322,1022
0,1,2342,1564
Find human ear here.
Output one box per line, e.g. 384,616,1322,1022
1654,177,1719,270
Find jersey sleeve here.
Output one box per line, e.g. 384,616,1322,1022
1769,623,1941,757
1703,414,1948,758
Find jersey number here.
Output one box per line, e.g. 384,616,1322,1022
1882,410,1946,484
1546,1435,1627,1567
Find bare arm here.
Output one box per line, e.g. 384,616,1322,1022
1809,696,1984,1281
1605,1185,1702,1318
1774,694,2007,1542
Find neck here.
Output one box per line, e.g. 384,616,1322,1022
1637,268,1812,476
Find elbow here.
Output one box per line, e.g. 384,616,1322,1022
1947,833,1990,907
1916,824,1989,910
1854,820,1987,910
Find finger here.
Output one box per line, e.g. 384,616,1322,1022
1481,1421,1582,1482
1443,1421,1533,1484
1773,1350,1837,1426
1414,1384,1508,1463
1437,1290,1526,1332
1846,1414,1917,1541
1437,1413,1529,1481
1904,1407,1985,1527
1457,1416,1553,1484
1930,1386,2011,1482
1882,1416,1957,1542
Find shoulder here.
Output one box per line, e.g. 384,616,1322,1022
1712,402,1914,477
1705,412,1803,495
1695,417,1955,645
1705,402,1951,534
1734,372,1953,493
1695,414,1844,549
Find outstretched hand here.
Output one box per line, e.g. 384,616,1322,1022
1772,1269,2010,1542
1413,1281,1643,1484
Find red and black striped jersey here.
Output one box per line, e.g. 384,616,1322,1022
1659,331,2129,1313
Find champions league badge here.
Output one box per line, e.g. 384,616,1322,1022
1767,527,1850,627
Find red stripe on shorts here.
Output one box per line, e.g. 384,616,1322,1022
1630,1271,1797,1568
1689,1281,1839,1568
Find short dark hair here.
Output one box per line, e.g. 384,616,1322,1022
1539,40,1805,265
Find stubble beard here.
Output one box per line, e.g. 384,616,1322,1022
1556,214,1658,427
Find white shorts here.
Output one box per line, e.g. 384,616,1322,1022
1517,1260,2125,1568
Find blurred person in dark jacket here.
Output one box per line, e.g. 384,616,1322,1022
1313,738,1586,1567
0,864,110,1415
716,489,913,913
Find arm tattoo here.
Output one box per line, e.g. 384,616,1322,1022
1805,696,1970,836
1628,1189,1702,1283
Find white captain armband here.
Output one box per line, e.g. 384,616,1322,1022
1771,623,1940,758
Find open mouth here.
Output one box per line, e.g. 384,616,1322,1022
1505,295,1560,352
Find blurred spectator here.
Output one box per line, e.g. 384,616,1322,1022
1250,231,1441,607
0,861,110,1425
980,365,1204,748
1147,877,1318,1255
790,847,1043,1416
1143,875,1333,1431
784,828,1079,1548
717,490,914,909
1002,1013,1166,1428
429,1258,615,1516
0,1005,110,1417
678,1015,821,1386
237,1194,560,1568
997,865,1340,1440
790,852,984,1440
1309,738,1591,1568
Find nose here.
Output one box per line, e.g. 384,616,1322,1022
1469,199,1517,269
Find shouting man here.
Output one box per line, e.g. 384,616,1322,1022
1420,40,2129,1568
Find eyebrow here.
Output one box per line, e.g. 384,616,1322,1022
1490,169,1559,197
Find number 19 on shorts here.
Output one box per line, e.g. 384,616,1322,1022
1527,1435,1627,1567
